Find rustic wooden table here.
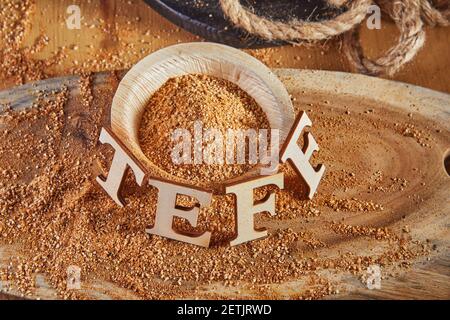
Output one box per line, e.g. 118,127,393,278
24,0,450,93
1,0,448,300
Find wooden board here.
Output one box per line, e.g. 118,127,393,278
0,69,449,300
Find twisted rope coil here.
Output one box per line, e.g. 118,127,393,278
219,0,449,76
420,0,450,26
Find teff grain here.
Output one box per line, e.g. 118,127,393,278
138,74,270,186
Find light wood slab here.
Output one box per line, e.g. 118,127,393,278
0,69,449,300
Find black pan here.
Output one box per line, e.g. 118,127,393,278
143,0,346,48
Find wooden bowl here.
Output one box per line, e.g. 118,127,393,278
110,42,295,188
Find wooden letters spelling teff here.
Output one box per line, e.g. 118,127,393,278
146,179,212,248
96,128,146,207
227,173,284,246
96,111,324,247
280,111,325,199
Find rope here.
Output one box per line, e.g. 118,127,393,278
219,0,449,76
219,0,372,41
420,0,450,26
344,0,425,76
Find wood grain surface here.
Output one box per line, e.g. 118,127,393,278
22,0,450,93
